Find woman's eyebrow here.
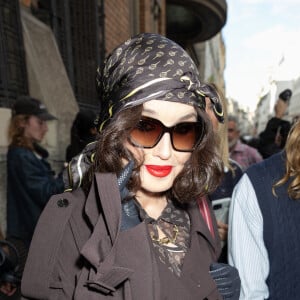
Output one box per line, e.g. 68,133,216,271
142,109,197,121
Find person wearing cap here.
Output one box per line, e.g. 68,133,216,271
6,96,64,277
258,89,292,159
21,33,240,300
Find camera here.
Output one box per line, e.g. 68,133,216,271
0,240,21,285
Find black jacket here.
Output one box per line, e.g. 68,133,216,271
6,146,64,245
258,117,291,158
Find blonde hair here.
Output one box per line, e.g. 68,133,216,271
273,120,300,199
8,114,34,150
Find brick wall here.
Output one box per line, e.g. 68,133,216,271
105,0,131,55
104,0,166,56
139,0,166,36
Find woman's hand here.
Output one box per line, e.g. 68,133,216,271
209,263,241,300
217,221,228,241
118,161,141,231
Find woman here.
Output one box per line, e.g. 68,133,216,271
22,33,239,300
6,96,64,274
202,83,243,262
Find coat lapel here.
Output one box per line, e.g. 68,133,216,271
189,201,220,256
178,202,221,298
79,173,160,299
80,173,134,294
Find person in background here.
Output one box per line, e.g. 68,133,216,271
6,96,65,277
228,119,300,299
22,33,240,300
0,225,20,299
65,109,98,163
202,83,243,263
258,89,292,159
228,115,262,171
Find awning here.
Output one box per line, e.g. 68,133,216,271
166,0,227,44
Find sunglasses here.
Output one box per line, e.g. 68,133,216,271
129,116,204,152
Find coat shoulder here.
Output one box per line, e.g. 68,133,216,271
21,188,87,299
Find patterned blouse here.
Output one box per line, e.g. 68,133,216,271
137,200,191,277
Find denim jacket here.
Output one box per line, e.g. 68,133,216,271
6,146,64,245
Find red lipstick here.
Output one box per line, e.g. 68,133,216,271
145,165,172,177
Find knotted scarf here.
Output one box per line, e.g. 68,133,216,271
96,33,207,130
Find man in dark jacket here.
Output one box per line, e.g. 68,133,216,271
258,89,292,158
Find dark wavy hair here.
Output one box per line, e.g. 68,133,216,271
84,104,223,203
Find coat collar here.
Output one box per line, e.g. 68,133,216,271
80,174,219,295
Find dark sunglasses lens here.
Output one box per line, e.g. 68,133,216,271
130,119,162,147
173,123,202,151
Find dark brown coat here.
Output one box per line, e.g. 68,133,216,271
21,173,222,300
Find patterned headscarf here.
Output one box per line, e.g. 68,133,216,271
200,83,224,123
96,33,207,131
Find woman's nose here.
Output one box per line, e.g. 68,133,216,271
152,132,172,159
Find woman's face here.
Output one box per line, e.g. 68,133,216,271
205,97,219,131
125,100,197,194
23,115,48,142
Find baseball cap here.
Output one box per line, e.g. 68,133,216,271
13,96,57,121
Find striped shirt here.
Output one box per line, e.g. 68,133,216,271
228,174,269,299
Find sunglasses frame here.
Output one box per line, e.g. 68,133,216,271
129,116,204,152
